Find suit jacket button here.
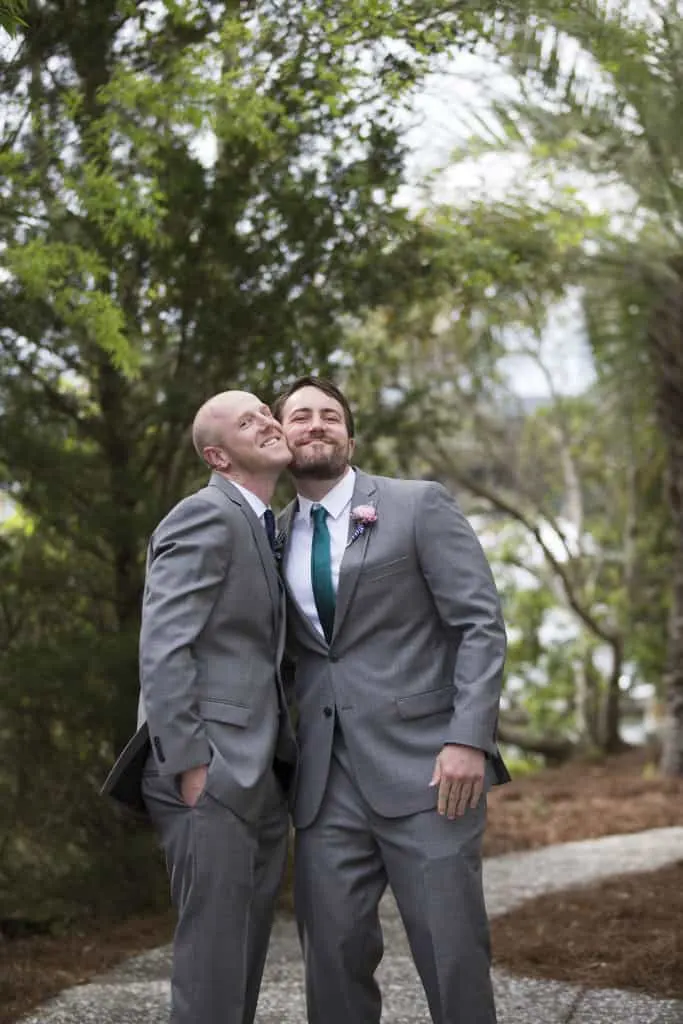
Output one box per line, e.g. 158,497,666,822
329,654,339,663
152,735,166,763
323,706,333,718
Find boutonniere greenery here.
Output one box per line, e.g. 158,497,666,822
348,504,378,546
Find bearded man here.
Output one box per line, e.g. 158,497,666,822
274,376,509,1024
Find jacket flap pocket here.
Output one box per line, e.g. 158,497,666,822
361,555,410,583
396,686,453,720
198,699,251,728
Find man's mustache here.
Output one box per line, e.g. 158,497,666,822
294,435,338,447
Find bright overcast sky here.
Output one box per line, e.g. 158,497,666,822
401,50,597,399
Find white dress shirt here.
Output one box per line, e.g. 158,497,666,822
230,480,272,531
285,469,356,637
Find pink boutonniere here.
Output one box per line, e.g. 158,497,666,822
348,504,378,546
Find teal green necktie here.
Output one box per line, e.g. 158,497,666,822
311,504,335,643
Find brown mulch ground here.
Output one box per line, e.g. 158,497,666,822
491,860,683,999
0,911,175,1024
483,747,683,857
1,749,682,1024
483,749,683,1002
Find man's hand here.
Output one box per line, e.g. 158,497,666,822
180,764,208,807
430,745,485,819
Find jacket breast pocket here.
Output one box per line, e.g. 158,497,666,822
361,555,410,584
198,699,252,728
395,686,453,720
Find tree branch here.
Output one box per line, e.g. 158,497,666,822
438,451,622,647
497,716,576,761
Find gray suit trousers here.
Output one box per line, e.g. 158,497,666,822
142,770,288,1024
294,739,496,1024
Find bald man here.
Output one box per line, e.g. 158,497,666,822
103,391,298,1024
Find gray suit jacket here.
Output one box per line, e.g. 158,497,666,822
279,470,509,829
103,473,297,823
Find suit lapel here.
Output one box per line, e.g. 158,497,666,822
209,474,280,616
332,471,378,641
277,499,297,561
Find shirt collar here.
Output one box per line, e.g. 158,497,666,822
230,480,268,520
296,468,356,523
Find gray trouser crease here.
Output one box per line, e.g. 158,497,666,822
294,747,496,1024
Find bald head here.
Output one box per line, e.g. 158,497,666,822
190,390,292,481
192,390,252,461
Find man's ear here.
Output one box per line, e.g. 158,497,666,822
348,437,356,459
204,446,231,472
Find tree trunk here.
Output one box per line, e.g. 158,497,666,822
660,547,683,775
574,654,591,743
649,267,683,776
598,640,625,754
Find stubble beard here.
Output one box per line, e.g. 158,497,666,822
288,443,350,481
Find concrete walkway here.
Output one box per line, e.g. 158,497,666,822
20,827,683,1024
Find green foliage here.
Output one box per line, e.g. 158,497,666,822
0,0,496,922
0,0,27,35
0,523,167,921
338,190,600,470
3,0,681,925
484,0,683,774
5,241,136,373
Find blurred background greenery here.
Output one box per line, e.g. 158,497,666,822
1,0,681,931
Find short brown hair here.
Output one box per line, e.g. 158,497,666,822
272,376,355,437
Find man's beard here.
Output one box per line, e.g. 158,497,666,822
289,442,350,480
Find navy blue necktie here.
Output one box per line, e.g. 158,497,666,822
311,505,335,643
263,508,277,551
